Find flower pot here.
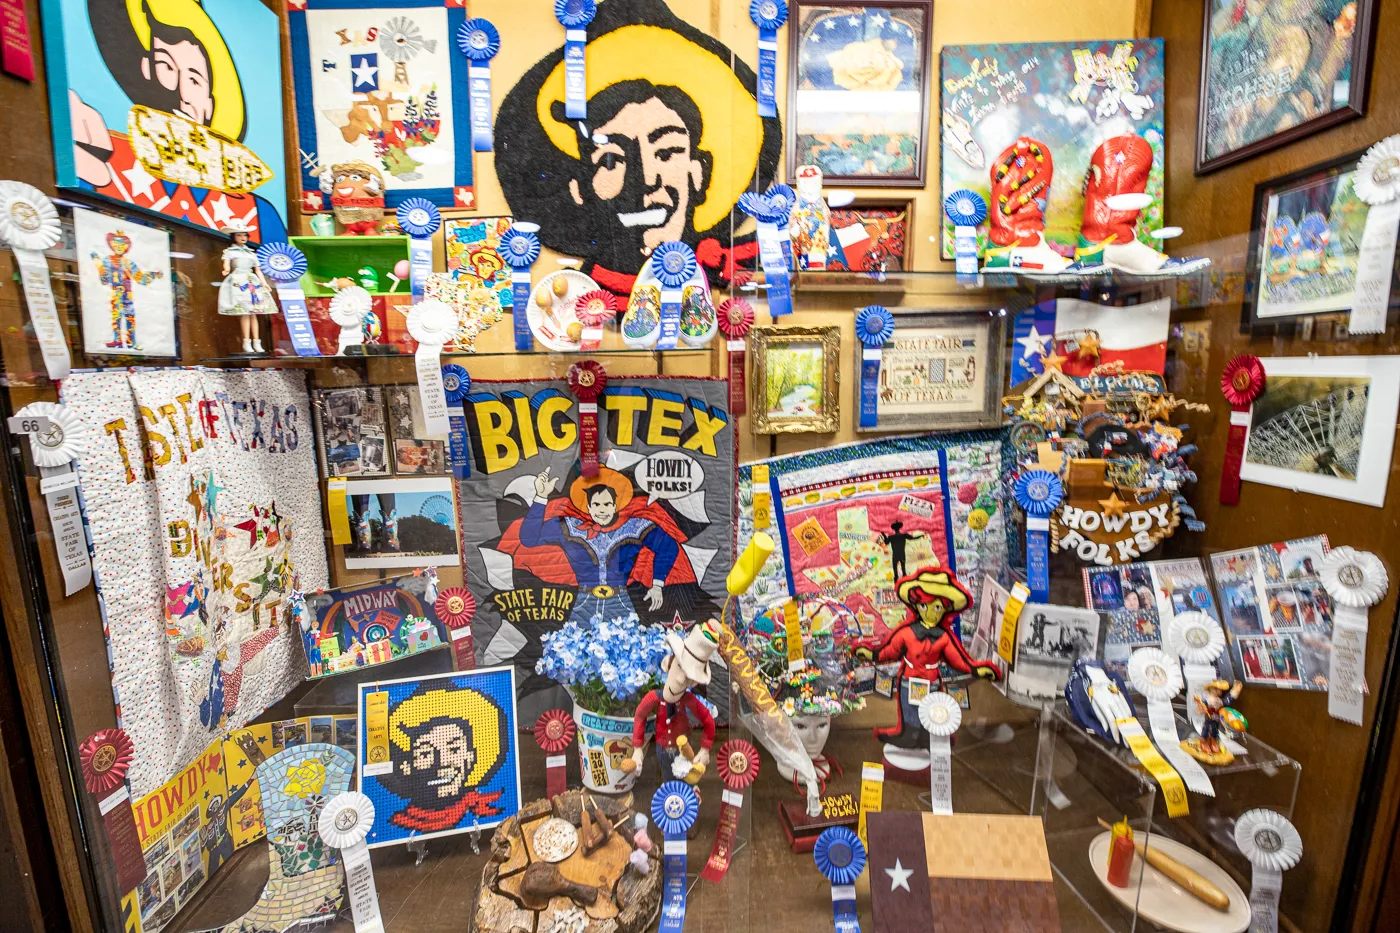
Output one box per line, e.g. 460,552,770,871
573,701,638,793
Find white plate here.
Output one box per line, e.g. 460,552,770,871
1088,831,1250,933
527,270,600,351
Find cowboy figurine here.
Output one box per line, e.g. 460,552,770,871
867,567,1000,751
1182,679,1246,766
625,619,719,781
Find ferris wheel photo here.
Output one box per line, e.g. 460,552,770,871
1244,375,1369,479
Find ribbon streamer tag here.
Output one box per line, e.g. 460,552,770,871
752,464,771,528
860,347,881,427
658,286,682,349
42,467,91,595
919,694,961,816
1014,471,1063,603
320,793,383,933
511,271,533,348
14,249,70,380
653,782,700,933
364,691,391,776
1349,199,1400,335
0,0,36,80
100,786,149,892
1116,718,1188,817
998,581,1030,664
343,844,385,933
749,0,786,118
409,237,432,301
1329,613,1368,725
727,339,747,413
327,478,351,544
569,362,606,478
783,600,805,670
1146,697,1214,797
447,407,471,479
703,741,757,880
275,285,321,356
457,19,500,153
856,762,883,846
414,346,450,435
757,220,792,316
813,826,865,933
1235,809,1301,933
1219,355,1264,505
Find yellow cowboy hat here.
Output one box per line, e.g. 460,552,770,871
895,569,971,614
121,0,245,141
533,25,763,233
389,687,505,788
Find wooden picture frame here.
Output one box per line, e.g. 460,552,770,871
852,309,1005,433
1195,0,1377,174
750,325,842,434
826,198,915,274
1241,146,1399,331
786,0,933,187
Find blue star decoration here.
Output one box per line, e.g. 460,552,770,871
351,53,379,91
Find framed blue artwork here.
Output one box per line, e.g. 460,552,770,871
287,0,476,215
39,0,289,241
357,666,521,847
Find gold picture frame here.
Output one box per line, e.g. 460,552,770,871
750,325,841,435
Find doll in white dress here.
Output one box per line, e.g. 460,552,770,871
218,224,274,353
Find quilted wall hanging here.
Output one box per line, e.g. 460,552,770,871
494,0,782,294
737,431,1013,650
288,0,475,211
62,368,329,797
454,376,735,710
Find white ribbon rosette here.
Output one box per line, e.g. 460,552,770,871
405,299,457,435
318,792,383,933
16,401,92,595
1353,136,1400,205
1128,647,1214,797
1319,547,1387,724
15,401,90,468
1234,808,1301,933
1345,135,1400,333
918,692,961,815
329,286,373,355
0,181,70,379
1166,611,1232,742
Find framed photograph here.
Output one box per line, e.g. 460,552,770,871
826,199,913,275
938,39,1165,260
341,477,461,568
356,667,521,848
1006,603,1102,704
287,0,475,211
1239,355,1400,508
751,325,841,434
1242,148,1400,326
853,309,1004,433
73,207,176,357
1197,0,1377,174
787,0,933,186
39,0,288,240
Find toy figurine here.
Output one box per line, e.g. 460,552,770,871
218,224,273,354
625,619,719,780
861,568,999,776
1182,679,1246,765
319,161,386,235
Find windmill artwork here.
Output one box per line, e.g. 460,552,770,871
288,0,476,211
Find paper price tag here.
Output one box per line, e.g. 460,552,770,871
363,691,391,776
998,582,1029,663
327,479,351,544
857,762,884,845
783,600,805,671
7,414,51,434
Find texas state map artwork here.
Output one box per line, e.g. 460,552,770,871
453,377,734,712
63,369,327,797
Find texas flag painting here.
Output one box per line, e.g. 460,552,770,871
868,811,1061,933
1010,297,1171,386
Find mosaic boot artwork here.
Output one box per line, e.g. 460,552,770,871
192,743,354,933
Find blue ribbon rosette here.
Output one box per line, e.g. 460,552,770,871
255,242,319,357
1014,469,1064,602
499,227,541,351
442,364,472,479
555,0,595,120
396,199,441,302
749,0,787,118
457,18,500,152
765,183,797,269
814,826,866,933
650,241,697,350
854,305,894,429
738,192,792,316
653,781,700,933
944,188,987,281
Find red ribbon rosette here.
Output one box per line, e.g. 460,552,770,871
79,728,134,796
1219,355,1266,506
717,299,754,416
574,290,617,351
568,361,608,478
702,739,760,881
434,587,477,670
535,709,577,799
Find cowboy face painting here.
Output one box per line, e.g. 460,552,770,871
496,0,780,293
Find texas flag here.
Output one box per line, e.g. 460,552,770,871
868,811,1061,933
1010,297,1170,385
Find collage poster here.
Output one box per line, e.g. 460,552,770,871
1209,536,1335,690
453,378,735,717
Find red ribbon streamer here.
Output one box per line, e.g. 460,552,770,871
534,709,577,799
78,729,147,891
702,740,758,881
0,0,35,81
574,290,617,351
568,361,607,478
1219,355,1265,506
435,587,477,670
717,299,754,417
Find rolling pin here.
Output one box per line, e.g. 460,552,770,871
1096,818,1229,911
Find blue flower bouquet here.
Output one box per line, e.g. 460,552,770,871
536,613,669,716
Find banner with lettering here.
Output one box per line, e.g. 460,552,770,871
62,368,328,798
454,377,735,718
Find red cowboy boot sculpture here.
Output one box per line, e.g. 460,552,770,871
984,136,1069,273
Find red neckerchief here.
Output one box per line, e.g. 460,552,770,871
589,238,761,297
388,789,504,833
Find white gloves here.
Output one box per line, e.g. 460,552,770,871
1086,665,1134,745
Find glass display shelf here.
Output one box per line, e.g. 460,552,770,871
200,346,716,366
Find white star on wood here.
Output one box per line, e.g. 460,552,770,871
886,858,913,892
